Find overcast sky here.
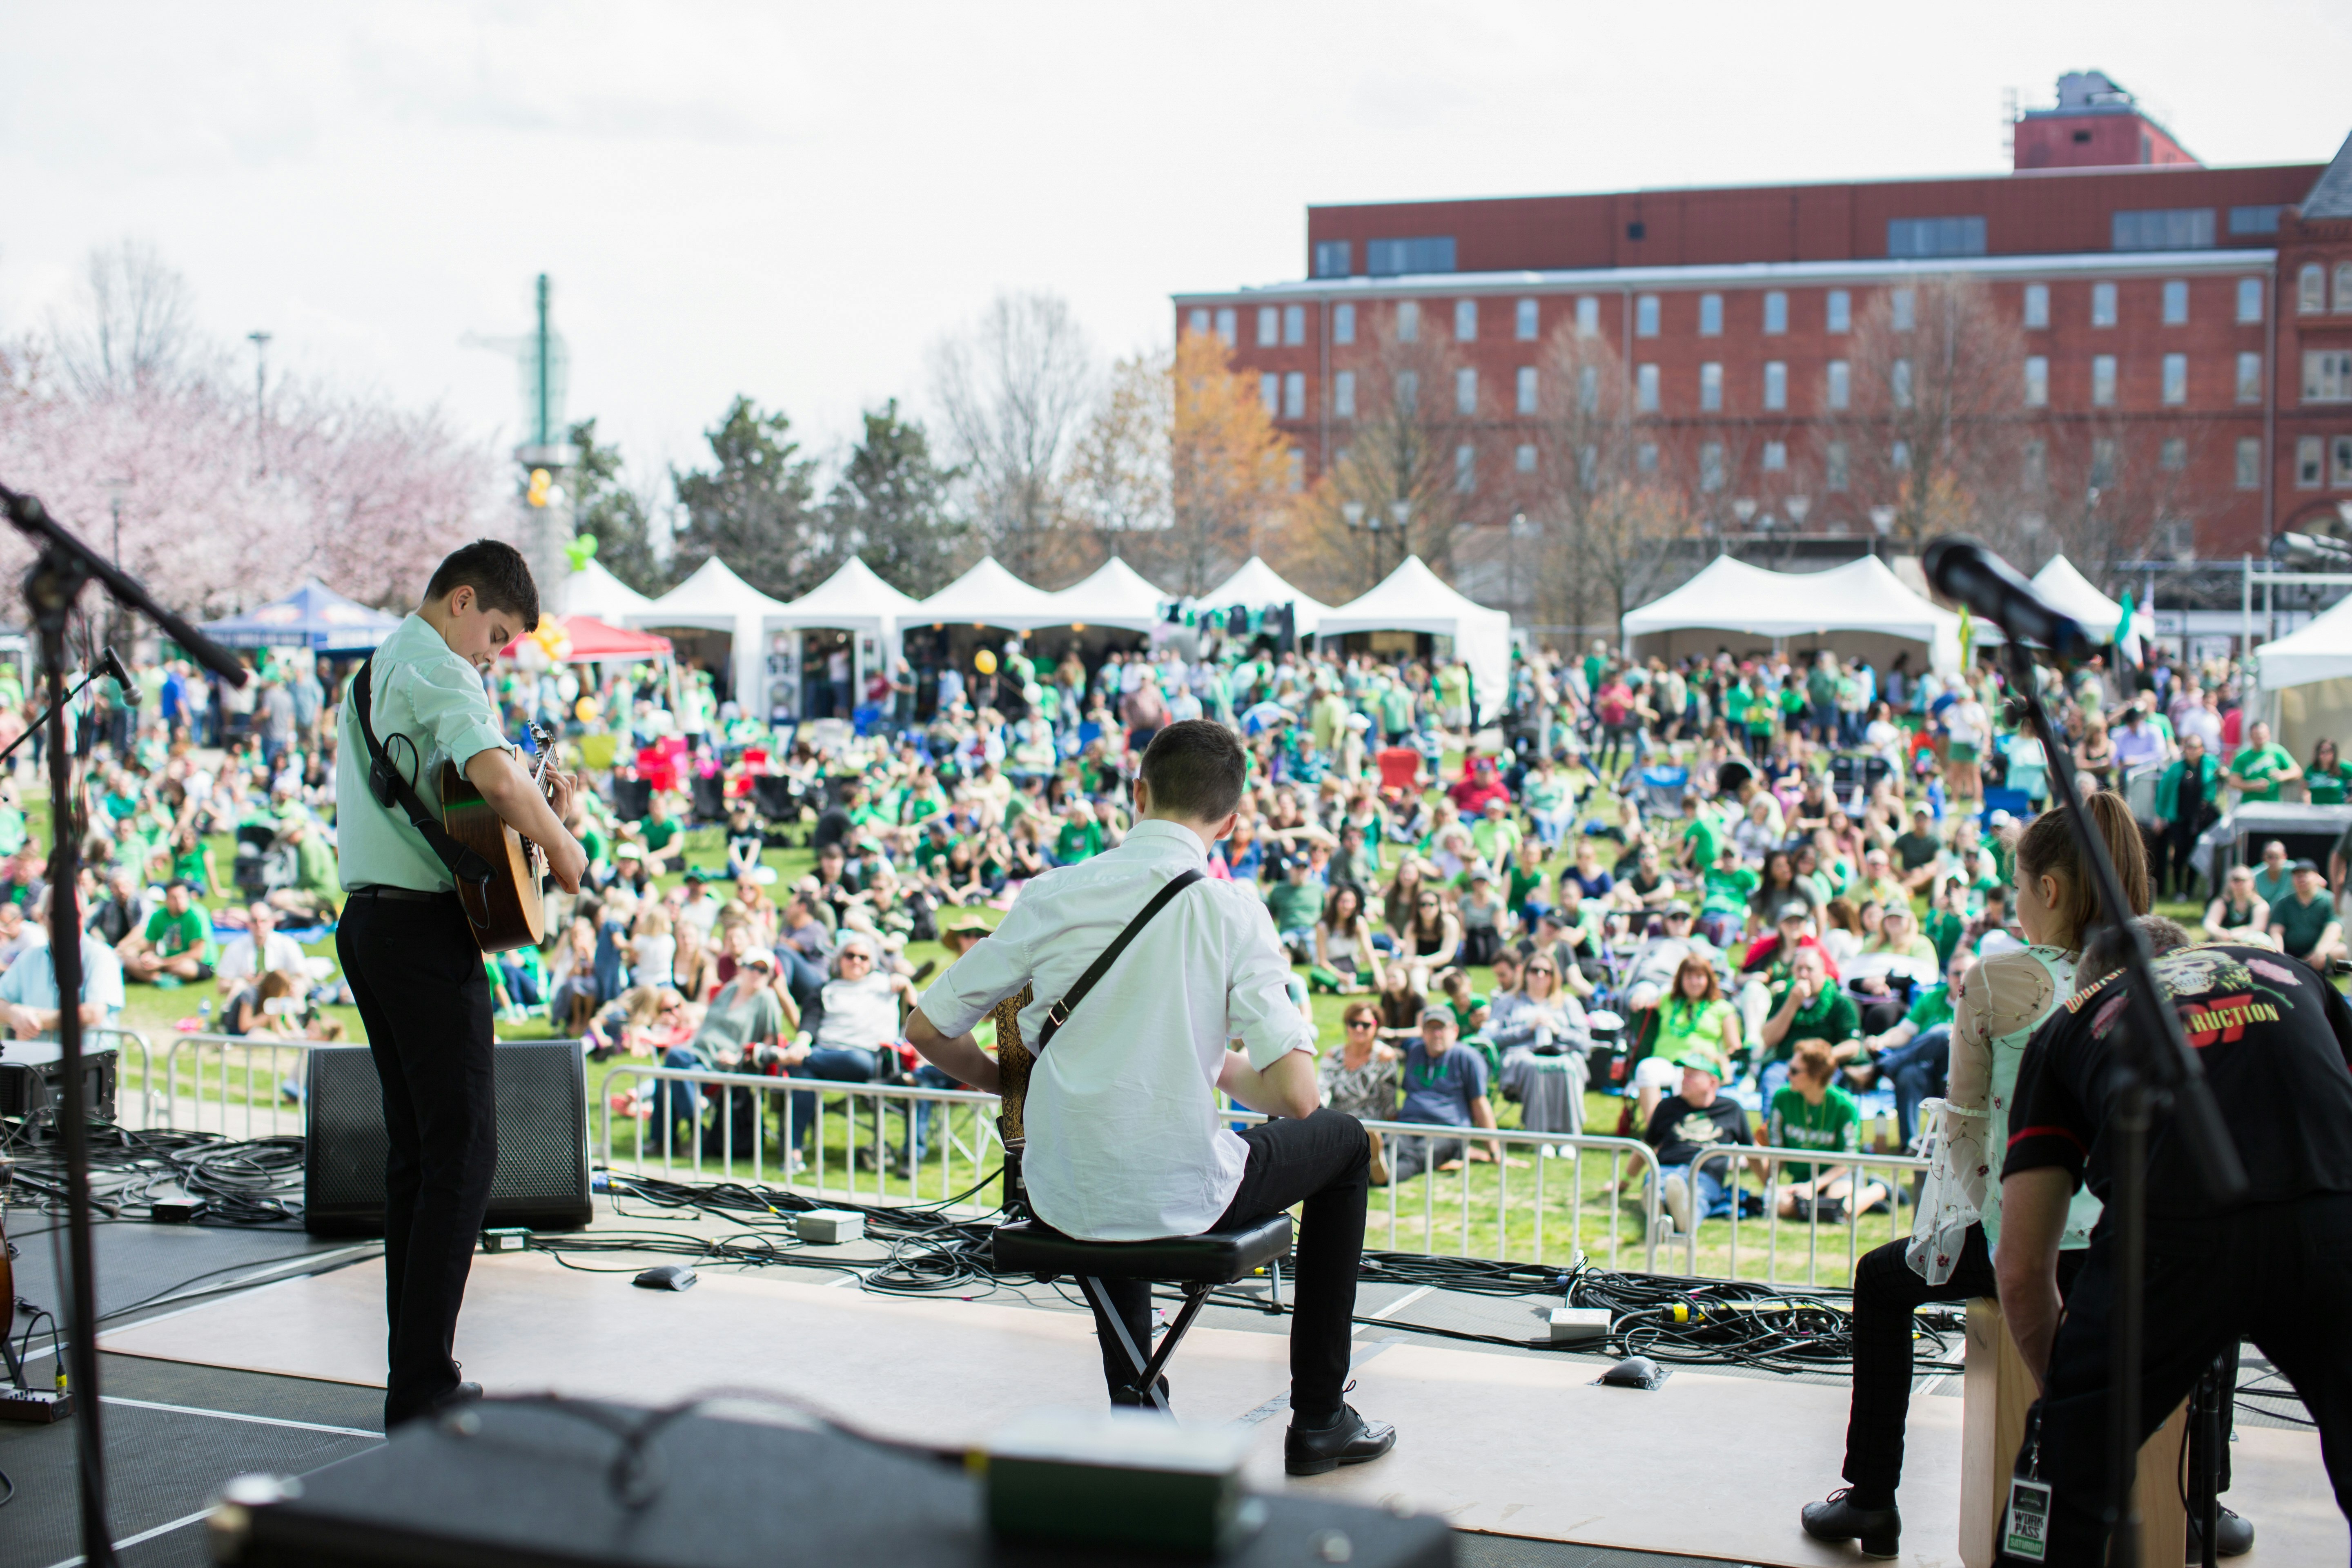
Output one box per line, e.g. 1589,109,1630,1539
5,2,2346,503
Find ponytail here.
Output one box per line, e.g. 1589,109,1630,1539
2013,790,2150,951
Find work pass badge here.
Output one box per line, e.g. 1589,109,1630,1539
2003,1408,2051,1561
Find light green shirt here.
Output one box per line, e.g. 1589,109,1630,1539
334,613,512,893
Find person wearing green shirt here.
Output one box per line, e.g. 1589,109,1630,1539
2270,860,2346,967
1765,1042,1882,1219
1699,846,1759,946
2225,719,2301,803
1757,945,1860,1090
1265,859,1323,954
2304,737,2352,805
1053,801,1107,864
639,795,684,873
1468,798,1521,867
119,881,214,984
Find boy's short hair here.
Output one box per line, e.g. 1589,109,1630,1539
425,540,540,629
1138,720,1246,823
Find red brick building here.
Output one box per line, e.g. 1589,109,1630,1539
1174,73,2352,564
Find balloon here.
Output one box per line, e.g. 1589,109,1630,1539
566,533,599,572
576,696,601,722
975,649,998,675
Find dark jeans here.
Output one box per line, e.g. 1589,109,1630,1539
2163,819,2210,900
1844,1225,2086,1503
2005,1197,2352,1566
1083,1108,1369,1426
337,892,497,1428
1875,1024,1950,1146
790,1045,880,1149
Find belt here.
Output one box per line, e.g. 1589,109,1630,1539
345,884,453,903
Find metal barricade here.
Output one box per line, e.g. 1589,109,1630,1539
151,1033,319,1140
83,1025,153,1127
1667,1140,1932,1286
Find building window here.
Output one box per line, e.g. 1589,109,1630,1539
2090,438,2118,490
2299,436,2324,488
1636,364,1660,412
1699,293,1723,336
1333,303,1356,345
1258,307,1279,347
2024,283,2050,330
1187,307,1209,337
2230,206,2283,235
1283,372,1305,420
1575,296,1599,337
1826,360,1850,410
1762,361,1787,411
2025,356,2049,407
2091,282,2118,327
2237,438,2262,490
1396,371,1418,414
1636,294,1660,337
1887,215,1987,257
1396,300,1419,341
1455,299,1478,342
1334,371,1356,419
1312,241,1352,278
1515,366,1537,415
2301,264,2327,315
1516,443,1537,473
1455,444,1476,493
1891,358,1913,409
1762,441,1788,472
2092,355,2118,406
1825,440,1849,492
1287,450,1304,492
1515,299,1538,341
1826,290,1851,333
1698,442,1725,492
2163,281,2188,325
1283,305,1305,345
1892,440,1911,472
2306,350,2352,403
2338,437,2352,488
2112,209,2216,250
2162,354,2187,405
1333,445,1350,469
1699,362,1723,411
1260,374,1279,415
2339,263,2352,313
1577,364,1599,412
2238,278,2264,325
2024,440,2047,490
1455,368,1478,416
2160,437,2186,471
2238,352,2263,403
1637,443,1659,475
1367,236,1456,276
1763,291,1787,335
1215,307,1236,345
1891,289,1915,332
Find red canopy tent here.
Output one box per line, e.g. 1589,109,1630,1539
502,615,674,662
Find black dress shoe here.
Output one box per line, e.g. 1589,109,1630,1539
1284,1405,1396,1476
431,1381,484,1414
1800,1488,1900,1559
2189,1504,2254,1559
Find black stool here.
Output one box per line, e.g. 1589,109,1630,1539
991,1215,1293,1414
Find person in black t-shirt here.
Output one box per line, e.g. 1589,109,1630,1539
1996,929,2352,1565
1644,1060,1757,1235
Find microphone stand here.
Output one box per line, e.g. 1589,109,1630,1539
2000,640,2246,1568
0,659,131,772
1,483,247,1568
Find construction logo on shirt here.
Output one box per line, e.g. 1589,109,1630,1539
2061,945,2298,1047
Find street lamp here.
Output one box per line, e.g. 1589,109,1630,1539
1868,506,1896,537
1785,495,1811,529
1732,497,1758,531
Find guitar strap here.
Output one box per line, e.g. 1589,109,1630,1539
349,653,496,920
1034,868,1204,1054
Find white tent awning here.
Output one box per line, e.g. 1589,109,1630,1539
1199,556,1331,636
2256,593,2352,689
1042,556,1168,632
1317,556,1513,722
767,557,919,634
556,559,656,621
913,557,1074,631
624,556,794,713
1623,553,1961,670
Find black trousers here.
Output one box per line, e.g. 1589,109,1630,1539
1084,1108,1369,1425
2163,820,2207,899
336,893,499,1428
1843,1226,2087,1500
2005,1195,2352,1566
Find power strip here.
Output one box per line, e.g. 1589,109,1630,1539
0,1385,72,1423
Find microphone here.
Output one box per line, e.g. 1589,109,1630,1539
98,647,140,706
1922,535,2096,660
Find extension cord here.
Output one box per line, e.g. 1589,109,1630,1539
0,1385,72,1423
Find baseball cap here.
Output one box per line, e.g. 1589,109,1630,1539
1779,901,1812,924
740,949,778,971
2294,858,2321,873
1665,900,1693,916
1419,1004,1456,1025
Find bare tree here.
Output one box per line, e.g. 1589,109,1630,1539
52,240,199,398
929,291,1096,584
1065,347,1172,569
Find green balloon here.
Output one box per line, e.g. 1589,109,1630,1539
565,533,599,572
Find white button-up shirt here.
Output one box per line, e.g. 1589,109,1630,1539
917,819,1314,1241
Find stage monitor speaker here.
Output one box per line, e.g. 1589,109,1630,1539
304,1040,593,1237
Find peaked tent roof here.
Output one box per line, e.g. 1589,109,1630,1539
1200,556,1332,635
558,559,655,620
912,557,1072,630
201,578,401,651
1042,556,1169,632
1619,556,1793,637
632,555,792,626
1623,552,1960,668
2304,129,2352,221
768,556,920,628
2254,593,2352,689
1318,556,1514,722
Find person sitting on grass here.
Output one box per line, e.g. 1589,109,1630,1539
1308,884,1377,995
117,879,214,986
214,901,308,997
1385,1006,1506,1185
1765,1039,1886,1222
785,932,924,1176
1853,948,1973,1147
1757,943,1860,1098
2269,858,2347,969
1,889,125,1039
1319,1000,1401,1185
662,952,789,1160
1644,1058,1758,1237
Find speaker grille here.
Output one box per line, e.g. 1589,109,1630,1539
304,1040,592,1236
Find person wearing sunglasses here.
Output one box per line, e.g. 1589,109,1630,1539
1318,1002,1400,1184
1394,889,1461,994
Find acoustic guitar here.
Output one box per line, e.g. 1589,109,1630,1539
437,726,557,954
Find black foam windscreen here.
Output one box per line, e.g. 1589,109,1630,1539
304,1040,593,1236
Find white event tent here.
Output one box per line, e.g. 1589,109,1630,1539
1045,556,1167,633
624,556,792,716
1317,556,1513,722
1200,556,1330,637
763,557,922,715
1623,553,1962,671
2253,596,2352,762
913,557,1073,631
557,559,655,621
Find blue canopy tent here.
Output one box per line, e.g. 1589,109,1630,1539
200,579,401,652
